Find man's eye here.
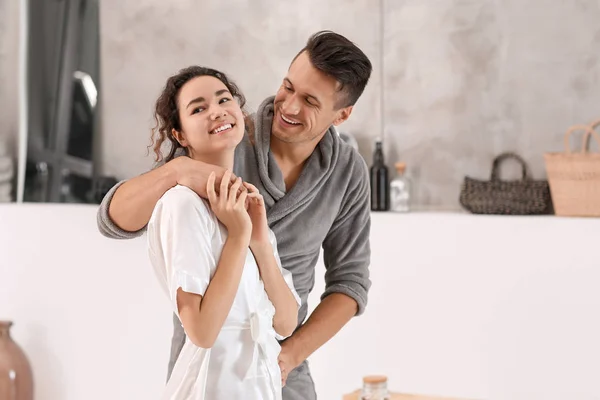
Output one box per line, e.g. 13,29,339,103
284,86,293,92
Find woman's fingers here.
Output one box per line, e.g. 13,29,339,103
243,182,264,207
229,177,243,206
220,170,232,205
235,187,248,209
206,172,217,205
243,182,259,195
247,193,264,207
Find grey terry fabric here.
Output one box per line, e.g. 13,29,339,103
97,96,372,399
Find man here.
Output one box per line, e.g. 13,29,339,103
98,30,372,399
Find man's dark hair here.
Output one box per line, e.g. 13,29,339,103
294,30,372,109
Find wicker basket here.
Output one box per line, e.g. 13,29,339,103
544,123,600,217
459,152,552,215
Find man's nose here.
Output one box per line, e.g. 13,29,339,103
282,94,301,115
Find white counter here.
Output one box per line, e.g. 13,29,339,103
1,204,599,400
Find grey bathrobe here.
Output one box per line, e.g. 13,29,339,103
97,96,372,399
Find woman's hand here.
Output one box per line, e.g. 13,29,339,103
206,171,251,241
244,182,270,250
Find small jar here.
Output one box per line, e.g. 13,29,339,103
390,162,411,213
360,375,390,400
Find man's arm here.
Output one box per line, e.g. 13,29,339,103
97,156,233,237
279,293,357,382
106,162,178,233
278,154,371,380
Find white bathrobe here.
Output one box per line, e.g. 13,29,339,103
147,185,301,400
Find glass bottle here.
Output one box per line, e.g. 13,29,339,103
361,375,390,400
370,139,389,211
390,162,411,212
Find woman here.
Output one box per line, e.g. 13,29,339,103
146,66,300,400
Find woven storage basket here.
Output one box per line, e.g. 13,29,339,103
544,123,600,217
459,152,551,215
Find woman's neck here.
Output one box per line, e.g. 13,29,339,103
189,150,235,171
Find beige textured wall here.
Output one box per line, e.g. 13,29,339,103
2,1,599,208
98,0,381,180
383,0,600,207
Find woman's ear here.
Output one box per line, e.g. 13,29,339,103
172,128,187,147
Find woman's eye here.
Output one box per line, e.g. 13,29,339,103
192,107,205,114
219,97,232,104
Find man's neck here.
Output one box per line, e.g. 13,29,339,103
270,136,319,191
270,137,316,167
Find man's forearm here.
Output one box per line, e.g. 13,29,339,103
285,292,357,364
108,157,234,233
109,163,177,232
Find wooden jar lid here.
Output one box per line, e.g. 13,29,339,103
363,375,388,384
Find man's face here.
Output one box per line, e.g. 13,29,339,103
272,51,353,145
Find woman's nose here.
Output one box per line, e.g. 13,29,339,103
209,104,227,120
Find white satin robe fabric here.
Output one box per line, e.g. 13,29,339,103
147,185,301,400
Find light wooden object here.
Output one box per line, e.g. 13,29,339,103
343,389,473,400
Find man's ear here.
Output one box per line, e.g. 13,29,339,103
172,128,187,146
333,105,353,126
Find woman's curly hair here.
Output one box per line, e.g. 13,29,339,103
149,66,251,163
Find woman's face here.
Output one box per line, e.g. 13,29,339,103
173,75,245,159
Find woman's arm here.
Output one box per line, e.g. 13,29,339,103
178,232,250,348
150,172,251,349
251,243,299,337
243,182,299,337
177,173,251,348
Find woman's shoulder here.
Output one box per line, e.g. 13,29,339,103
160,184,206,205
155,185,212,220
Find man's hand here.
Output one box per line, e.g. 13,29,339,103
172,156,237,199
276,294,358,387
278,340,302,387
